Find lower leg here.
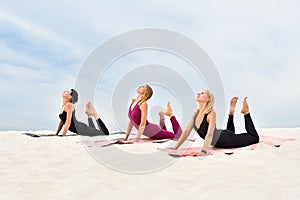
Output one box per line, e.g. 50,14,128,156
96,118,109,135
242,97,259,141
170,116,182,138
226,115,235,133
159,110,167,130
164,101,182,138
86,102,96,128
244,113,259,141
90,103,109,135
88,118,96,128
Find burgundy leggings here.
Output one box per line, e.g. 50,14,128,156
142,116,182,140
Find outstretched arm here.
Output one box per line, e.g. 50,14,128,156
124,121,133,140
55,120,63,135
200,111,216,155
173,112,196,150
49,120,64,136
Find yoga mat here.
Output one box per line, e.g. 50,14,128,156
81,138,171,148
158,135,296,157
23,133,77,137
23,131,125,138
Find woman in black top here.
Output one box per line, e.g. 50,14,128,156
51,89,110,136
172,90,259,156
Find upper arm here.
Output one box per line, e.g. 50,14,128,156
207,111,216,137
139,102,148,126
184,110,197,134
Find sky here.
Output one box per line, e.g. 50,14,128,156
0,0,299,131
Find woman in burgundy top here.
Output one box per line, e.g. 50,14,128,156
124,84,182,142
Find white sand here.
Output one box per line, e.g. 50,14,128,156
0,128,299,200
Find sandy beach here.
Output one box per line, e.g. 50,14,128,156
0,128,299,200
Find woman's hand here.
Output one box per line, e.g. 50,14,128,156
166,147,177,150
190,151,207,157
132,138,140,143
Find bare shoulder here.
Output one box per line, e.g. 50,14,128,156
192,109,199,117
64,103,74,111
140,101,148,109
207,110,216,122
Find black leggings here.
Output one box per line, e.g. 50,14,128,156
214,113,260,148
75,117,109,136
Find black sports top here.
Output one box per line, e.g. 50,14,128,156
193,110,221,146
59,110,77,133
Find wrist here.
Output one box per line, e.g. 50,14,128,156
136,135,141,139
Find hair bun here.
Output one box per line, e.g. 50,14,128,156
70,89,78,104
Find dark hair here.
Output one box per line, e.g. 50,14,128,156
70,89,78,104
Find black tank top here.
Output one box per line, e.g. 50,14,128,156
193,110,221,146
59,110,77,133
193,111,209,139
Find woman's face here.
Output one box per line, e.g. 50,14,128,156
196,90,210,102
62,90,72,101
137,85,147,95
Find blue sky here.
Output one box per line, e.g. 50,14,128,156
0,0,299,131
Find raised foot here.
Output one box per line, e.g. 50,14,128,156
229,96,238,115
164,101,174,117
159,110,165,119
241,97,250,115
85,101,97,117
85,101,92,116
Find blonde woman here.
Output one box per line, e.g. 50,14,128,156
124,84,182,142
172,90,260,156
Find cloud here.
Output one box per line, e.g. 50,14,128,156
0,0,299,130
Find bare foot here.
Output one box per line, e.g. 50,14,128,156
229,96,238,115
241,97,250,115
164,101,174,117
85,102,92,117
159,110,165,119
90,103,98,117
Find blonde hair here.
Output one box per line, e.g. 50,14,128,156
134,84,153,105
202,90,215,114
